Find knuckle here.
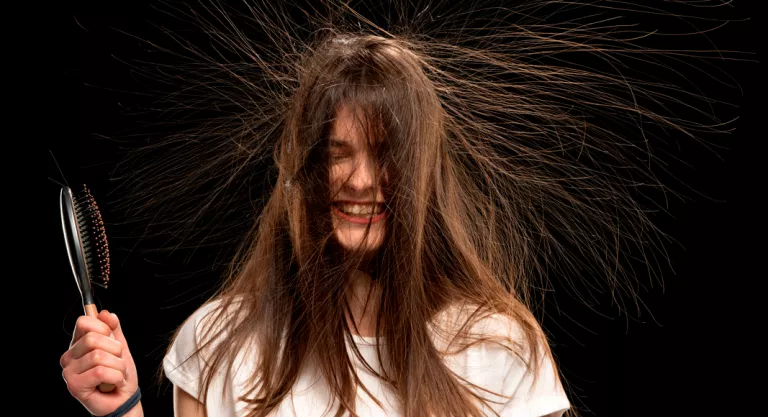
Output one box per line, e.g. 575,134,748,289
62,371,78,397
75,316,90,330
92,366,106,380
65,380,75,396
91,350,102,364
83,333,98,349
81,333,93,349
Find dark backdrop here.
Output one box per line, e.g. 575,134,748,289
48,1,761,416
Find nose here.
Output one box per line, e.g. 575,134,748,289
346,155,386,195
348,155,375,190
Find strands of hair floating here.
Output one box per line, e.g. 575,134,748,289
100,0,747,318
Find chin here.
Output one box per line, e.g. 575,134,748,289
335,233,383,255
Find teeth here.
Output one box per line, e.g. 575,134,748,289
336,203,383,216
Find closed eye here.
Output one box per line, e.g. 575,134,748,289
330,151,350,162
328,138,353,162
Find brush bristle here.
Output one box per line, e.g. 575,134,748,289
72,185,111,289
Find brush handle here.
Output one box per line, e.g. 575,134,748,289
84,304,117,393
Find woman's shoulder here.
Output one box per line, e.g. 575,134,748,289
430,302,530,349
185,294,248,330
168,294,252,358
432,302,570,416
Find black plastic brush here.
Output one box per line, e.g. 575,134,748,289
60,185,114,393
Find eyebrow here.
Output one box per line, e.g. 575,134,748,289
329,137,382,149
329,138,352,148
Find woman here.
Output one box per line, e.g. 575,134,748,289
62,33,570,417
60,1,739,416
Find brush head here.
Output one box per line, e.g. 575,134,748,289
74,186,111,289
60,185,111,307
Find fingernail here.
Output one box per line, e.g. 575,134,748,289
111,313,118,321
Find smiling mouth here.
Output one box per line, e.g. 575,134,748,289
332,203,387,224
332,202,385,216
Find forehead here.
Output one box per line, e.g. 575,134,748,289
328,103,383,149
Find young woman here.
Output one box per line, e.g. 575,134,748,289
60,1,739,416
61,32,570,417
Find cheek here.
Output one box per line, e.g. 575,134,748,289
329,167,345,190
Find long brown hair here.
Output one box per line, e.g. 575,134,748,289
167,33,557,417
102,1,742,416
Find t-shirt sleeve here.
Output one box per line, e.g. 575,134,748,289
458,312,571,417
496,339,570,417
162,300,222,401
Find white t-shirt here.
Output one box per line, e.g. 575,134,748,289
163,300,570,417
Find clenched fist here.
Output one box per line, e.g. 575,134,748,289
60,310,142,416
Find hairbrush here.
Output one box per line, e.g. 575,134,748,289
60,185,114,393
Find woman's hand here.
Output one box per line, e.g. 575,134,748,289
60,309,140,416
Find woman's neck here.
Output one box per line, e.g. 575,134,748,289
345,269,381,337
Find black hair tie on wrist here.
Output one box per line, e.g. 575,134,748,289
94,387,141,417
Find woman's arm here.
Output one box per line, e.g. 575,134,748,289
173,385,207,417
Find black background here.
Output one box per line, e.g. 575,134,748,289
48,1,762,416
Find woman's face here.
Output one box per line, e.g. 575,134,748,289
329,104,389,254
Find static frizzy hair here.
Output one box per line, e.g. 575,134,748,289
98,1,744,416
